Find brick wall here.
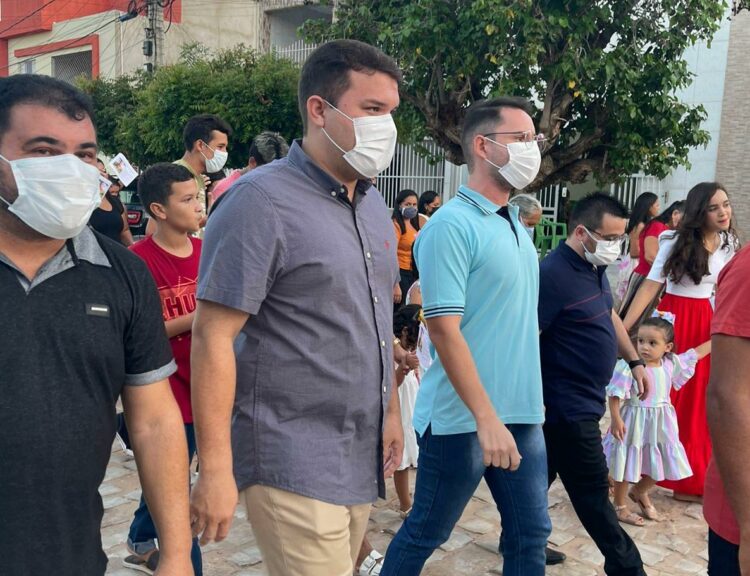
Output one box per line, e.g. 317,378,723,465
715,11,750,241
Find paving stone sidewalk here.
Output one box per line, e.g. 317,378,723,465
103,442,710,576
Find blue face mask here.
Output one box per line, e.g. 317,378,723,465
401,206,418,220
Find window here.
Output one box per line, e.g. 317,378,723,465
52,50,92,84
18,59,35,75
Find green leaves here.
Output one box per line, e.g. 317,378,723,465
304,0,727,188
79,45,302,169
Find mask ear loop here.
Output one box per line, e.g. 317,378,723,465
65,238,80,266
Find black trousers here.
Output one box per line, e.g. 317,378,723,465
544,420,647,576
708,529,740,576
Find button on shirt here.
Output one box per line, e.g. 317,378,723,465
539,243,617,423
412,185,545,435
198,140,399,505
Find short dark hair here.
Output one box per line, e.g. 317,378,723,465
640,316,675,344
249,131,289,166
0,75,95,143
298,39,402,133
138,163,195,218
568,192,628,234
182,114,233,151
461,97,533,169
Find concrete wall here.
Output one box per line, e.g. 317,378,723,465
161,1,264,65
715,10,750,239
659,7,733,203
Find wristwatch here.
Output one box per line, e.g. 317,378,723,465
628,359,646,370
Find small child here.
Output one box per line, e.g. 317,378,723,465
603,313,711,525
393,304,422,517
125,163,204,575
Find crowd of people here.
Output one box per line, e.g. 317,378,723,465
1,37,748,576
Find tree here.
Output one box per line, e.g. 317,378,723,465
304,0,728,190
77,73,145,156
80,44,302,168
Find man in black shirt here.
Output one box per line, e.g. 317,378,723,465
0,75,193,575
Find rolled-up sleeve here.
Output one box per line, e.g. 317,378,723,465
198,182,287,314
414,222,470,319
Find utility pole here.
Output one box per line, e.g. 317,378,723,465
143,0,164,72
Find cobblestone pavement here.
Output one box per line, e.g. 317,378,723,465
103,438,711,576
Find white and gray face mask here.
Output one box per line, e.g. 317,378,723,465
322,101,398,179
581,227,622,266
484,136,542,190
0,153,101,239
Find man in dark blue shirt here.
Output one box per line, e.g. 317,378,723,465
539,193,650,576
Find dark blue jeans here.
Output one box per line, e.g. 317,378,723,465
127,423,202,575
381,424,550,576
708,529,740,576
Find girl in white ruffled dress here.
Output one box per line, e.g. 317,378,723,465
603,314,711,525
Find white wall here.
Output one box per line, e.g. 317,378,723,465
660,8,733,202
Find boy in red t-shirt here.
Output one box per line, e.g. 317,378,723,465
125,163,204,575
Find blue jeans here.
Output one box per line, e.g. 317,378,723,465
127,424,202,576
381,424,551,576
708,529,740,576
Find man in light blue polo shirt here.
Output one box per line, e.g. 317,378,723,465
381,97,550,576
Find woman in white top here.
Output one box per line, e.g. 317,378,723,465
623,182,739,500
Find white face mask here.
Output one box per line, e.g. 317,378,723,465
581,227,622,266
322,101,398,179
524,225,535,238
201,143,228,173
0,153,101,239
484,137,542,190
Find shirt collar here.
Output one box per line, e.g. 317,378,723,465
456,185,521,220
0,226,111,293
72,226,112,267
287,139,373,198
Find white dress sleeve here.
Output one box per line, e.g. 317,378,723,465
647,233,677,284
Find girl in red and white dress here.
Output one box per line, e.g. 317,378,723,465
623,182,740,500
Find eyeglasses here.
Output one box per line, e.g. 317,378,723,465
483,130,549,152
585,227,627,243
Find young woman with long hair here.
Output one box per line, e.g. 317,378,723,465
623,182,740,500
615,192,660,307
392,189,428,306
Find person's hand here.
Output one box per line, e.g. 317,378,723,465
631,364,650,400
154,556,194,576
476,415,521,470
383,407,404,479
404,351,419,371
189,468,238,545
393,343,407,366
393,283,402,304
611,417,627,442
202,174,211,189
198,215,208,228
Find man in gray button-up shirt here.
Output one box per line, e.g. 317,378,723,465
190,40,404,576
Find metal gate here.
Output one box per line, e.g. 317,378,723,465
377,141,446,208
610,174,664,210
536,183,565,221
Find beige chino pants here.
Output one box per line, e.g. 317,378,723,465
240,485,372,576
